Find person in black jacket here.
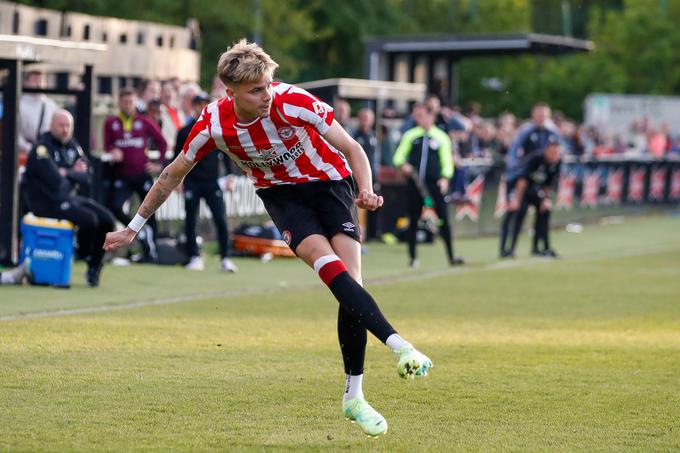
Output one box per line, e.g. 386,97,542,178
499,143,562,258
352,108,382,241
23,109,115,286
174,93,237,272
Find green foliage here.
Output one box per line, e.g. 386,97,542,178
14,0,680,118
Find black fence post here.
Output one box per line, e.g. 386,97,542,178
0,58,22,266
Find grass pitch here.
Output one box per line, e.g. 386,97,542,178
1,214,679,451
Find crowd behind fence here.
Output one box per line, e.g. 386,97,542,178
13,71,680,241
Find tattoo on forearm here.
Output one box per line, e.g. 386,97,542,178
138,175,176,218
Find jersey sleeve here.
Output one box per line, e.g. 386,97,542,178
103,117,116,152
507,123,532,168
277,85,335,134
392,127,422,167
434,128,454,179
182,107,217,163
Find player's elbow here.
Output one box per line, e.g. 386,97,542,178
344,137,363,158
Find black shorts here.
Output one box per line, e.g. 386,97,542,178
256,177,360,252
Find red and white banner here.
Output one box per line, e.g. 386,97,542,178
456,175,485,222
556,173,576,210
649,167,667,201
604,168,624,205
580,171,600,207
627,167,646,203
670,169,680,201
494,177,507,218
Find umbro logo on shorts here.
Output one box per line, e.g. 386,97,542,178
342,222,355,232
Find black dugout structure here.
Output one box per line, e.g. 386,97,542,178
0,34,105,266
363,33,594,102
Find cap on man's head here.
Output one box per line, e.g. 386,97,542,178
192,91,210,105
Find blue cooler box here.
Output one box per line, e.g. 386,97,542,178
20,214,75,288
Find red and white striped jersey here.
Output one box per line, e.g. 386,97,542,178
182,82,352,188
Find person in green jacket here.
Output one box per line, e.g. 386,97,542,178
393,103,464,267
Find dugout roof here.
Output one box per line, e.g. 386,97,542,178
0,33,106,65
365,33,593,59
363,33,594,100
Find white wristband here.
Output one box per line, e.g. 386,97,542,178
127,214,147,233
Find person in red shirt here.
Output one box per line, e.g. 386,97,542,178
103,87,167,262
104,39,432,437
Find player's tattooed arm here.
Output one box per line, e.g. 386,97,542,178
137,153,195,218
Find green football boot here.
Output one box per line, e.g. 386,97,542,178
343,397,388,437
396,346,433,379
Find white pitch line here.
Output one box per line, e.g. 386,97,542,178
1,244,677,322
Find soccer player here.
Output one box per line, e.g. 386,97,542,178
104,39,432,437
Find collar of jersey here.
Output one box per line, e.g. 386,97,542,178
235,114,262,127
118,113,135,131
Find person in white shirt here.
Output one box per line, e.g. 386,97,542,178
18,70,58,156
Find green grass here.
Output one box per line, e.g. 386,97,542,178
1,214,679,451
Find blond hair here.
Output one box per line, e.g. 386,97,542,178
217,39,279,86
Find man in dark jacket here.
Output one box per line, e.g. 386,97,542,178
174,92,237,272
500,143,562,258
23,109,115,286
352,108,382,241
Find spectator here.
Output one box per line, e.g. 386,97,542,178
496,111,517,160
22,110,115,286
168,76,182,95
627,120,647,155
447,109,472,203
174,92,237,273
353,108,379,181
506,102,560,169
103,87,167,262
18,70,58,156
352,108,382,240
393,103,463,267
210,74,227,100
145,100,166,153
378,123,396,168
471,121,501,160
178,82,201,126
135,79,160,114
159,80,182,151
333,98,351,129
648,127,668,159
401,94,450,133
465,101,482,126
670,134,680,157
558,120,584,157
